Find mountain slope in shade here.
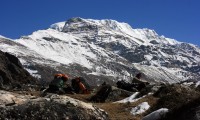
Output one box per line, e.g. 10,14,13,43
0,49,37,89
0,17,200,85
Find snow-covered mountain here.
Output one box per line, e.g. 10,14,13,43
0,17,200,85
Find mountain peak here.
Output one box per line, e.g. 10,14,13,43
60,17,180,46
66,17,85,23
62,17,134,34
50,22,65,31
1,17,199,85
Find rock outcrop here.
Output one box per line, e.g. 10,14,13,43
0,50,37,90
0,90,109,120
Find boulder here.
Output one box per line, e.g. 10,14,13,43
107,86,134,102
0,90,109,120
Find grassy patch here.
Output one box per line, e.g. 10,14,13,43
95,95,158,120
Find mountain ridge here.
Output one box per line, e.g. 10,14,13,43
0,17,199,85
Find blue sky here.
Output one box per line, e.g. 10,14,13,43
0,0,200,46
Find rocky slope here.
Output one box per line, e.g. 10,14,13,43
0,17,200,85
0,50,37,90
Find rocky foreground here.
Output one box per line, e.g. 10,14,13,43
1,83,200,120
0,90,109,120
1,49,200,120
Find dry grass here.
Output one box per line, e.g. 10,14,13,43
97,102,142,120
66,84,200,120
67,93,92,102
95,95,158,120
14,90,159,120
68,93,158,120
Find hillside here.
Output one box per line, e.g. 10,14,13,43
0,17,200,85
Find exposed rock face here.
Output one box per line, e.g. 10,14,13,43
0,50,37,89
0,90,109,120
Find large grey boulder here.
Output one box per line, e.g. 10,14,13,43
0,90,109,120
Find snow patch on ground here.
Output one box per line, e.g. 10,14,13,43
25,68,41,79
196,81,200,87
130,102,150,115
114,92,148,103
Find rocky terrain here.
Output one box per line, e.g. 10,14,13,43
0,90,108,120
0,50,109,120
0,50,200,120
0,17,200,120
